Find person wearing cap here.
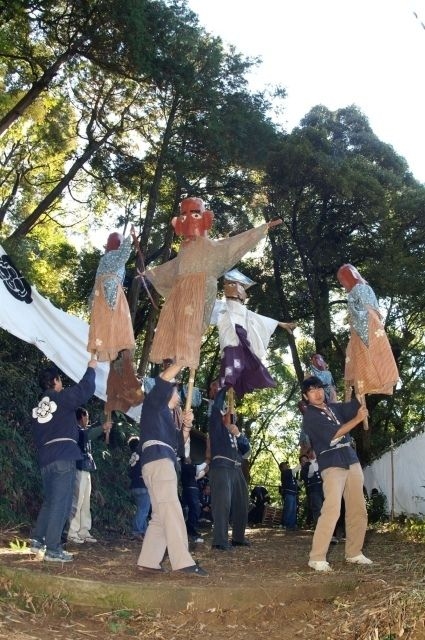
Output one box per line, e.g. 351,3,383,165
301,375,372,572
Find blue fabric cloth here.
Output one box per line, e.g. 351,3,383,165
31,459,76,552
91,234,132,309
347,283,380,346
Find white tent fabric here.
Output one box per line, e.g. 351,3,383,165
0,245,142,421
363,429,425,517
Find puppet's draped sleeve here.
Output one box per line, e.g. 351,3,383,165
145,258,178,300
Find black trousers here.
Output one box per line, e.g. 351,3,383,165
209,463,249,546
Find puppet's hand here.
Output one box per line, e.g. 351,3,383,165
267,218,282,229
278,321,297,334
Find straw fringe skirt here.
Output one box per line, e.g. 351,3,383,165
87,280,135,362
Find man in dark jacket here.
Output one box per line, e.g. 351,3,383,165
31,360,96,562
208,384,251,551
301,376,371,572
136,362,207,577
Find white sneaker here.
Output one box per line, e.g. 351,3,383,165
346,554,373,565
308,560,332,572
68,536,85,544
82,535,97,543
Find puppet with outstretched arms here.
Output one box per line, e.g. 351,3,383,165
144,198,282,372
210,269,296,397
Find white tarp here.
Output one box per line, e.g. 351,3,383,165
363,429,425,517
0,245,142,421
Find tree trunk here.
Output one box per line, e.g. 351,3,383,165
0,49,76,137
127,93,180,323
269,233,304,383
8,130,113,241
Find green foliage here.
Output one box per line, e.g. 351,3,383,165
387,515,425,543
9,538,28,552
90,416,137,535
0,334,43,524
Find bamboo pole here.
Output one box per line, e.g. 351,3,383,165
184,367,196,412
357,380,369,430
104,411,112,445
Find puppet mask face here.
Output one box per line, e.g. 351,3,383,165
337,263,365,292
172,197,214,238
105,232,123,251
311,353,326,370
224,282,247,302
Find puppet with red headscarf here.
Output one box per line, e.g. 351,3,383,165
337,264,399,399
145,198,281,370
87,227,136,362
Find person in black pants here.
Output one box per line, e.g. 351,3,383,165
208,383,250,551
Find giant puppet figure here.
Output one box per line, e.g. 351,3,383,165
309,353,337,403
210,269,296,397
87,226,136,362
87,226,142,419
145,198,282,371
337,264,399,402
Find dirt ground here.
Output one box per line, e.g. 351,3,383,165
0,524,425,640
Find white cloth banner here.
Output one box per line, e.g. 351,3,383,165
0,245,142,421
363,429,425,517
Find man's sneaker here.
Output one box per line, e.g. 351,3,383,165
67,535,85,544
308,560,332,572
346,554,373,565
29,539,46,554
190,536,204,543
44,550,74,563
177,564,208,577
81,535,97,543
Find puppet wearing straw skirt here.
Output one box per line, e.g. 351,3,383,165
87,230,135,362
337,264,399,397
145,198,281,370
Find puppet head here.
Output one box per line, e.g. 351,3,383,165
337,264,365,292
224,281,247,302
311,353,327,371
223,268,255,302
172,197,214,239
105,232,123,252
